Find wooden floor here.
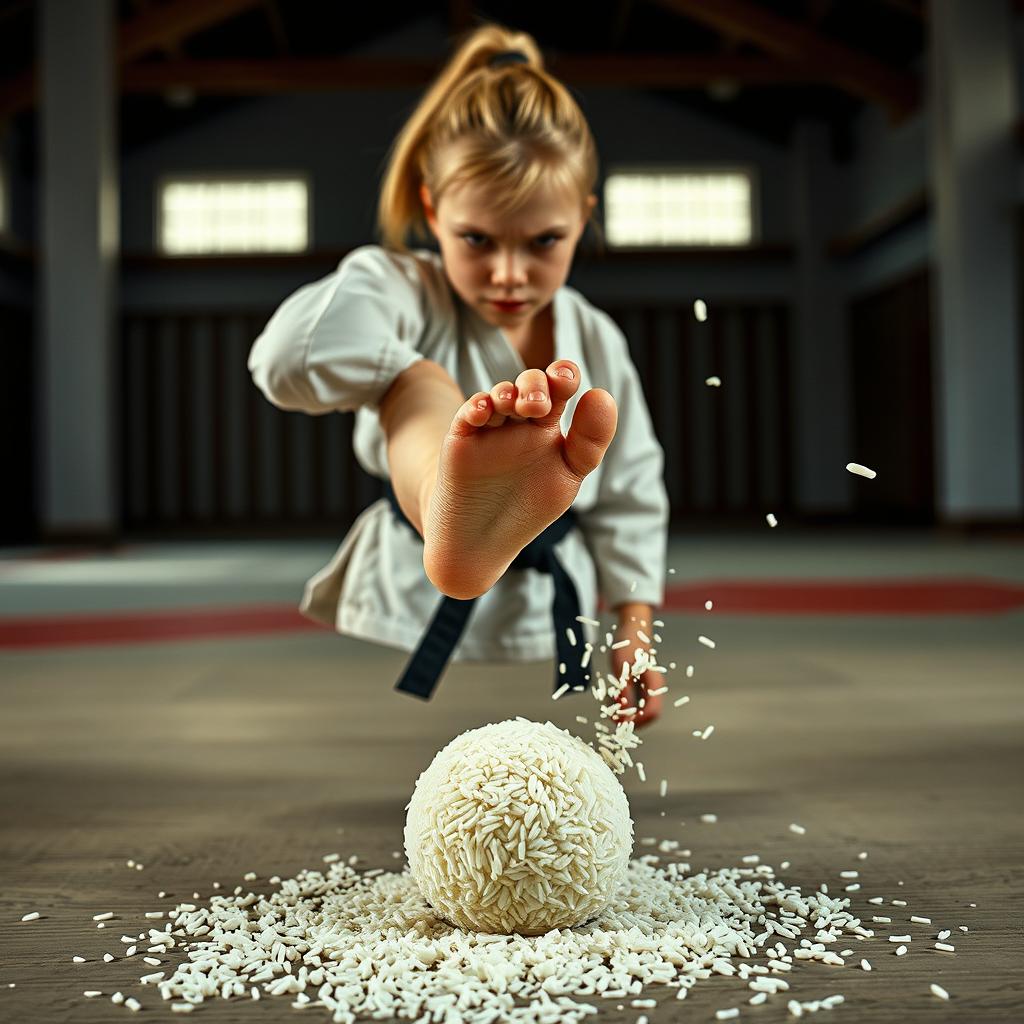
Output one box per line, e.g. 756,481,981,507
1,575,1023,1021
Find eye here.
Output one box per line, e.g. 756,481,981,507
533,233,563,250
461,232,489,249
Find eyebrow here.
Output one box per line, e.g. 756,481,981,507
452,224,570,235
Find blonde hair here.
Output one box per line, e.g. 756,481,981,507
377,24,598,250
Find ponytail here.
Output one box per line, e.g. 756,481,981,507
377,24,596,250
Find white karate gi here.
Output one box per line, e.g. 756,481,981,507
249,246,668,661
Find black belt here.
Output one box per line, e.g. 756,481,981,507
384,484,587,700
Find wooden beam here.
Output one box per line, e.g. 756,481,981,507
652,0,920,117
118,0,263,61
827,187,929,258
261,0,290,57
876,0,926,18
0,0,263,121
113,53,851,96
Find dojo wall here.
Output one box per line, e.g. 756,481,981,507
3,12,1021,542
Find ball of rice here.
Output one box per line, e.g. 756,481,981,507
404,717,633,935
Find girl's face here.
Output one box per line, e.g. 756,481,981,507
422,177,595,332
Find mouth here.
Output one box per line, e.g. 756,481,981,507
488,299,529,313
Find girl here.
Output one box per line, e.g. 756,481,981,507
249,24,669,726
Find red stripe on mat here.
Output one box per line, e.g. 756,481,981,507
0,605,322,650
660,579,1024,615
0,579,1020,650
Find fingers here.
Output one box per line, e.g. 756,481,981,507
448,391,494,438
563,387,618,479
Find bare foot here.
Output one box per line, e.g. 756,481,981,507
422,360,617,599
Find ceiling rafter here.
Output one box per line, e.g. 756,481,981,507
111,54,852,95
0,0,264,121
650,0,920,118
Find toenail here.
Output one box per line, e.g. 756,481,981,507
498,390,514,401
527,390,547,402
475,399,488,410
554,366,574,380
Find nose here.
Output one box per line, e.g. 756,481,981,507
490,247,528,291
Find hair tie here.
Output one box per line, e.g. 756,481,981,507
488,50,529,69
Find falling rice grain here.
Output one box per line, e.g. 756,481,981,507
694,299,708,322
20,912,40,922
659,780,667,798
789,823,806,835
930,983,950,1001
698,636,716,649
846,463,877,480
766,513,778,527
552,684,570,700
673,695,690,707
706,376,722,387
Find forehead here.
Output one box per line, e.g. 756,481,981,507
438,178,581,233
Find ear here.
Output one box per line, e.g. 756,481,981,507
576,194,598,240
420,183,439,237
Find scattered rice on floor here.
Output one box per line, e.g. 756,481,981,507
99,853,880,1023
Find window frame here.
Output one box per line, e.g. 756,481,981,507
601,164,760,250
154,171,313,256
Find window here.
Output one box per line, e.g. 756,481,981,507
603,168,755,247
157,175,310,255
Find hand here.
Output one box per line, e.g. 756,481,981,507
609,605,663,728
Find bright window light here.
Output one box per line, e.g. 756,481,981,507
158,177,309,255
604,169,754,247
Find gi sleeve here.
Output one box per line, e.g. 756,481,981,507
248,245,425,415
576,318,670,610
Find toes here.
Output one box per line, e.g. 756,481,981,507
563,388,618,478
546,360,580,404
490,381,517,418
540,360,580,426
514,369,550,418
449,392,493,437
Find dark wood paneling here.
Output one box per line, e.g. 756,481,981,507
608,300,794,526
848,269,934,524
120,301,793,534
0,304,35,542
